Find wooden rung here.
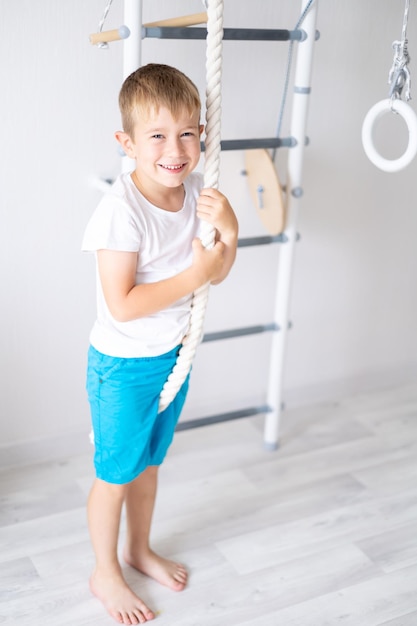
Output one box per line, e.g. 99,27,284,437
143,12,207,29
89,25,130,45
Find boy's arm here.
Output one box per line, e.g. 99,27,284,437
196,188,239,285
97,238,225,323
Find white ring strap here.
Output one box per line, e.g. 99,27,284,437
362,99,417,172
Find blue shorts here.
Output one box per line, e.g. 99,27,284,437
86,345,189,484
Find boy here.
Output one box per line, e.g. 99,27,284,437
82,63,238,625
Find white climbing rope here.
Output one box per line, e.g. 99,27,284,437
158,0,224,413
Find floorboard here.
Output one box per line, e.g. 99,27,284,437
1,381,416,625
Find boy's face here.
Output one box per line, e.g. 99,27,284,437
118,106,203,193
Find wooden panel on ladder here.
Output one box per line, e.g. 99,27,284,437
244,149,285,235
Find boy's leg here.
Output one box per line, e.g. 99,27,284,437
88,477,156,624
123,465,188,591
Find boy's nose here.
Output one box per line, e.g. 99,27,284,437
166,137,183,155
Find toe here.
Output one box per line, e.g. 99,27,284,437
175,568,188,582
128,611,141,625
172,577,186,591
138,603,154,622
113,611,125,624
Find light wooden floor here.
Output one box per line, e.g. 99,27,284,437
1,381,417,626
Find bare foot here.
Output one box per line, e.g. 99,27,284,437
90,567,155,624
124,548,188,592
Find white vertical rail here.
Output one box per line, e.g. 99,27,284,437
264,0,318,449
123,0,142,78
122,0,142,172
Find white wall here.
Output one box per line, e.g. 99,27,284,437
1,0,416,451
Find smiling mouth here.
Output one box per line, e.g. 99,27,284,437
159,163,186,171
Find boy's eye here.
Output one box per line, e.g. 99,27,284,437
150,131,196,140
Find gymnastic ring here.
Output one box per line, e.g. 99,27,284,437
362,98,417,173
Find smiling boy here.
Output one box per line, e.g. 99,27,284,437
82,64,238,624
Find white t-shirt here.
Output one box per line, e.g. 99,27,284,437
82,171,203,357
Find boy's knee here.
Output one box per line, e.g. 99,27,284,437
96,477,130,499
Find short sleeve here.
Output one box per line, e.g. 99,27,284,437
82,195,141,253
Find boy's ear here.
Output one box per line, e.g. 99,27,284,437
199,124,204,136
115,131,135,158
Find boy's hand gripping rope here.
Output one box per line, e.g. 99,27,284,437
158,0,224,413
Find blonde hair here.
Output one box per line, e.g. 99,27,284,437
119,63,201,137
